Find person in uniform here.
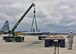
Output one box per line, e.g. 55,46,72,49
67,32,74,50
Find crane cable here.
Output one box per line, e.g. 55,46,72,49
31,6,38,32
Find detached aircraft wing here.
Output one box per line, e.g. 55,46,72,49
15,31,50,36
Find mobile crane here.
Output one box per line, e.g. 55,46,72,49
3,3,35,42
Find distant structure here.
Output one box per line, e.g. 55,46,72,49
0,20,10,33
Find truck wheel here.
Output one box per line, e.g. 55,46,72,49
59,40,65,48
38,36,42,40
49,40,53,46
4,37,12,42
15,37,22,42
45,40,50,47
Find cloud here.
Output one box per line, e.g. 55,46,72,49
0,0,76,32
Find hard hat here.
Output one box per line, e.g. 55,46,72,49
70,31,73,33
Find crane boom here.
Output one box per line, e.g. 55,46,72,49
11,3,35,33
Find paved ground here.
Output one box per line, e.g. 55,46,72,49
0,35,76,54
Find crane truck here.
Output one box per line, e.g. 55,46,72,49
3,3,35,42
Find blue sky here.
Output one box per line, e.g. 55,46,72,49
0,0,76,33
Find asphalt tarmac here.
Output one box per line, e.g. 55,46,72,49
0,35,76,54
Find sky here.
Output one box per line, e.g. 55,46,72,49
0,0,76,33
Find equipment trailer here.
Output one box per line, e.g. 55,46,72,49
43,36,65,48
3,3,35,42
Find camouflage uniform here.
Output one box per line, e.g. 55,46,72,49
67,32,74,50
